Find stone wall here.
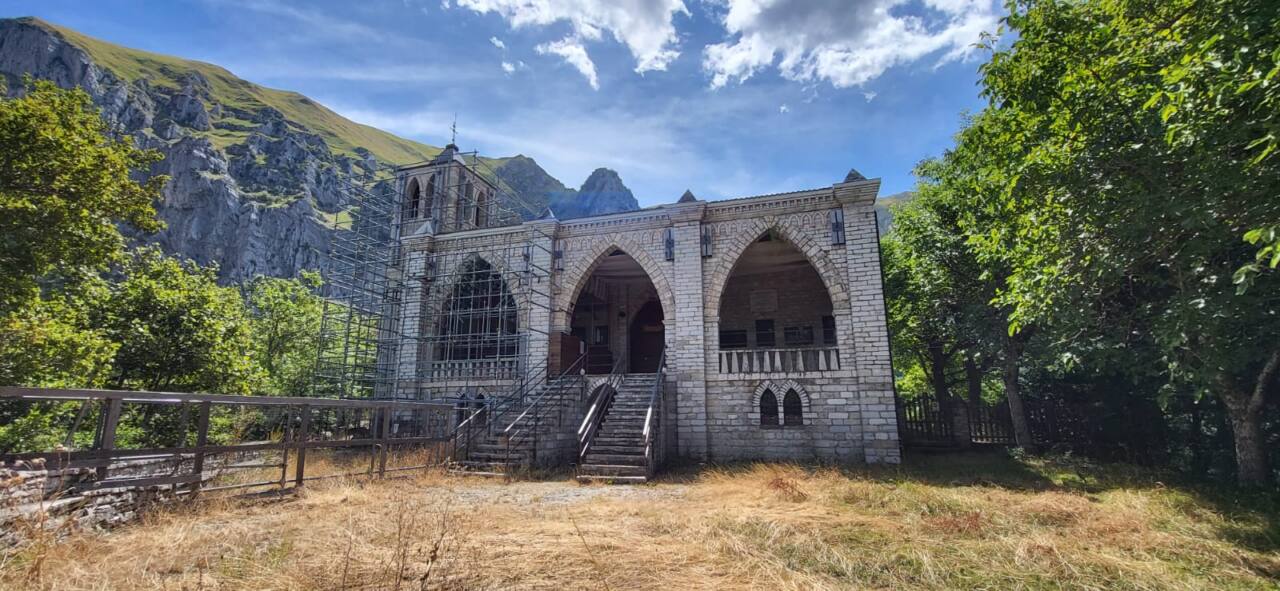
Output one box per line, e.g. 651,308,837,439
0,458,204,546
409,175,901,466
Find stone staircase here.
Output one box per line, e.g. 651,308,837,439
577,373,659,483
448,379,584,477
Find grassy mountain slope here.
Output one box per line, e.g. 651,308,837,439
28,17,441,166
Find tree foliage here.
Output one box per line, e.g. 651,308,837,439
888,0,1280,485
0,78,164,313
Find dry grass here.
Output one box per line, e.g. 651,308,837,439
2,453,1278,590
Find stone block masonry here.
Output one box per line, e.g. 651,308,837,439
401,170,901,467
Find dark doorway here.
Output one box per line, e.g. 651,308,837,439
629,300,665,373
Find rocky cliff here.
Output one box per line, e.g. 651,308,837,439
0,17,639,283
493,156,639,220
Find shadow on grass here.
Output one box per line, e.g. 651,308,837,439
652,448,1280,554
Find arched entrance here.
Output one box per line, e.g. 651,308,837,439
716,230,837,352
568,249,665,374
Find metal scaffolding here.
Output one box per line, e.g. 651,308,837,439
311,147,553,404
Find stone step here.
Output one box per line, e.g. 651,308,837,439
587,444,646,454
591,437,643,447
575,474,648,484
582,453,646,466
577,464,648,478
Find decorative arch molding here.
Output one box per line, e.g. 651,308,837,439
553,235,676,332
703,216,849,321
419,251,531,333
750,379,813,414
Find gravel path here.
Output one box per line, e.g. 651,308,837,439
428,479,688,507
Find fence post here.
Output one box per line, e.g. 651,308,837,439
95,397,122,480
378,403,392,478
191,401,211,495
294,405,311,488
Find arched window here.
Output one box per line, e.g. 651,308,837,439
424,174,437,221
406,178,421,219
474,190,488,228
783,389,803,426
457,179,473,228
760,389,779,426
434,258,518,361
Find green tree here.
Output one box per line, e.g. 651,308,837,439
246,271,324,396
949,0,1280,484
96,247,261,394
0,79,165,313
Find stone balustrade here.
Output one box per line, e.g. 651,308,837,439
716,347,841,374
423,358,520,380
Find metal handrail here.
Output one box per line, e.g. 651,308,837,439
500,355,588,467
503,354,586,435
449,362,550,462
641,347,667,475
577,355,626,461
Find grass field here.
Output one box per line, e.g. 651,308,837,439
2,453,1277,590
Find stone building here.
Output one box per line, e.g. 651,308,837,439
380,144,899,479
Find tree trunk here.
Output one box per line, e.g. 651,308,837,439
1003,334,1034,450
1219,349,1279,487
965,352,983,409
929,342,968,447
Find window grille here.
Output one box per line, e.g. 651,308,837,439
664,228,675,261
784,325,814,347
719,329,748,349
701,225,713,258
755,319,776,348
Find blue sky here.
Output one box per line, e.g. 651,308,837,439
5,0,1003,206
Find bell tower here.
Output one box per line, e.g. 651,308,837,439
398,141,500,236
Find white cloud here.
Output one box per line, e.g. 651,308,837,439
502,61,516,73
536,37,599,90
702,0,1000,89
779,104,790,113
455,0,689,74
489,36,506,50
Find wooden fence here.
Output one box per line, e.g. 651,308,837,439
897,395,1079,448
0,387,455,496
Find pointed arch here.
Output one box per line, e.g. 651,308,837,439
405,177,421,219
553,236,675,333
751,379,812,418
783,389,803,426
704,217,849,322
760,388,779,426
424,173,437,221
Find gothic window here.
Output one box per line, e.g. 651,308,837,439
406,178,421,219
760,389,779,426
424,174,437,221
474,190,488,227
434,258,518,361
701,225,713,258
664,228,675,261
783,389,803,426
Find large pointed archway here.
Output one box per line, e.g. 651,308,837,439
567,248,665,374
